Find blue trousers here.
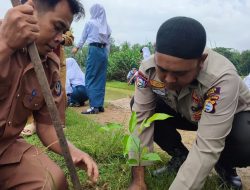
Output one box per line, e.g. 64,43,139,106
85,46,108,107
70,85,88,105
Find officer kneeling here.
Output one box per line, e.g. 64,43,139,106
129,16,250,190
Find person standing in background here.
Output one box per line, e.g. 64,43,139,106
140,46,151,60
72,3,111,114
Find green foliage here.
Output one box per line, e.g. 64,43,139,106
129,111,137,133
123,111,172,166
107,42,142,81
99,123,123,132
213,47,241,72
106,81,135,91
212,47,250,76
239,50,250,76
64,46,88,71
107,41,155,81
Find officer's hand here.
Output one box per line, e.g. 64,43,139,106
71,148,99,183
0,1,39,53
71,47,78,55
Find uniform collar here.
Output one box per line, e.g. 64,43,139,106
196,48,213,88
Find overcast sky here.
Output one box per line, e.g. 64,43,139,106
1,0,250,51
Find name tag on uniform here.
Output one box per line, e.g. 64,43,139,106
152,89,166,96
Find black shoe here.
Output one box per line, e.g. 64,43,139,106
98,107,105,112
215,164,242,189
152,152,187,176
81,107,99,114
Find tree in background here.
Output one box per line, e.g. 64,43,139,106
213,47,241,73
107,41,154,81
64,30,250,80
239,50,250,76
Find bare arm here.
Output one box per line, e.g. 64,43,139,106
36,122,99,182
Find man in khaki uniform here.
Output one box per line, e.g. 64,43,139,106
129,17,250,190
22,30,74,136
0,0,99,189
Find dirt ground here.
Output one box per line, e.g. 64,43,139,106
74,98,250,190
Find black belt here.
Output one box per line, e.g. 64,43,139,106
89,42,106,48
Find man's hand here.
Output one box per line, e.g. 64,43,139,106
37,123,99,183
0,1,39,54
128,166,147,190
71,148,99,183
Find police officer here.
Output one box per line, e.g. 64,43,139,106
0,0,98,189
129,16,250,190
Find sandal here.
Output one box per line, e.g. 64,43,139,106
21,123,36,136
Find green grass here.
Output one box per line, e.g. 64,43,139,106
105,81,134,101
106,81,135,91
25,108,231,190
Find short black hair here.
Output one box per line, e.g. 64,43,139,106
21,0,85,21
156,16,206,59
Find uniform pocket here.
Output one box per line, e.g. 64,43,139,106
22,94,44,110
0,85,10,101
0,139,32,165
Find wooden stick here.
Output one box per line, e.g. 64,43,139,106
10,1,82,189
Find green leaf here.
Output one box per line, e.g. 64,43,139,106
129,111,137,133
98,126,110,132
144,113,172,128
141,146,149,156
142,153,162,162
122,135,130,156
123,135,140,156
99,123,123,132
127,159,138,165
131,135,140,150
138,118,147,134
106,123,123,130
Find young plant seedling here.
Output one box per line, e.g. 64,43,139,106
123,111,172,166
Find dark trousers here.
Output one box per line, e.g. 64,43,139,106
69,85,88,105
131,97,250,168
85,46,108,108
154,98,250,168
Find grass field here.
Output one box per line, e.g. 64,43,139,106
25,81,231,190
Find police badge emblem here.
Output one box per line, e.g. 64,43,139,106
203,87,221,113
135,71,148,88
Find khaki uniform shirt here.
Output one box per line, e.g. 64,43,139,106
0,49,65,163
132,48,250,189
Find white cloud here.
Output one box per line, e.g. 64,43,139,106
1,0,250,51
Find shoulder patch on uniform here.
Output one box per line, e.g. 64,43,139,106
149,80,165,89
203,87,221,113
135,71,148,88
191,90,203,121
140,55,155,71
54,81,62,96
